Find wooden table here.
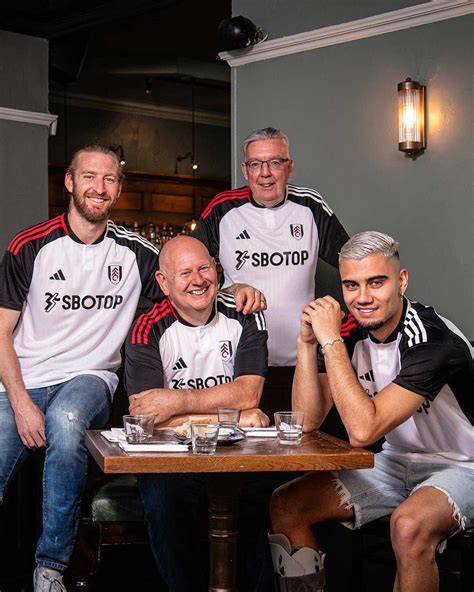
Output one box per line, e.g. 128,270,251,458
85,430,373,591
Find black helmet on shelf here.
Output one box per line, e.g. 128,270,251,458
217,16,268,52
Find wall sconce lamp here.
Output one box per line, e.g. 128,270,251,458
174,151,198,174
111,145,126,167
398,78,426,159
145,77,152,94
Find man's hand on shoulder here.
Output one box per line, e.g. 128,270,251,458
223,283,267,314
129,388,181,425
240,408,270,427
13,399,46,449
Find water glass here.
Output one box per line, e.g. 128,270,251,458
123,414,154,443
217,407,241,431
191,423,220,455
274,411,304,446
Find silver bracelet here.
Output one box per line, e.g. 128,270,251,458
320,337,344,355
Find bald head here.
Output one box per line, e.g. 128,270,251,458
159,236,212,273
156,236,218,325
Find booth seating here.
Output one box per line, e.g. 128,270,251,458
68,474,148,591
352,514,474,592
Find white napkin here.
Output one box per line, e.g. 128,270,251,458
118,442,189,453
241,427,278,438
101,428,126,442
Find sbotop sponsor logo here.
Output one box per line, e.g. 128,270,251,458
171,375,234,389
44,292,123,312
236,250,250,270
235,249,309,269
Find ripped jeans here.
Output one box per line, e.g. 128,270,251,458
0,375,111,570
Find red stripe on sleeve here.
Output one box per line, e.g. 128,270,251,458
132,299,177,345
201,187,250,219
8,216,65,255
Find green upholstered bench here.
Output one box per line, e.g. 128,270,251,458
69,474,148,591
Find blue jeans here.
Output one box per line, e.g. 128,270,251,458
0,375,111,570
138,471,291,592
333,453,474,535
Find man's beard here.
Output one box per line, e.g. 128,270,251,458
358,319,385,332
71,189,113,224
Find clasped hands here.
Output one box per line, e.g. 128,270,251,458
300,295,344,347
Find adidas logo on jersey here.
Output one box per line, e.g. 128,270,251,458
172,357,188,370
236,229,251,240
49,269,66,280
358,369,377,398
358,370,375,382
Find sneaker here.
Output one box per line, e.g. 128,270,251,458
33,566,66,592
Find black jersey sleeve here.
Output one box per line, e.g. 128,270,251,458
135,246,163,302
191,211,220,258
234,311,268,378
0,247,33,310
124,323,164,396
317,212,349,268
393,339,470,400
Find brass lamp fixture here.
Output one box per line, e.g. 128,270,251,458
398,78,426,158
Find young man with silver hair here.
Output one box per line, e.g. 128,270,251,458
192,127,348,419
269,230,473,591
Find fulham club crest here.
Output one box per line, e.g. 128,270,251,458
290,224,304,240
219,340,233,361
108,264,122,285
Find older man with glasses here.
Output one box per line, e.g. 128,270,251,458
192,127,349,418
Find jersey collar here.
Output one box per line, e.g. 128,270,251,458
367,297,409,344
174,305,216,328
249,185,288,209
64,214,108,245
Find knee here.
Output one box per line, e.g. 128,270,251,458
45,406,88,452
270,481,303,526
390,507,435,558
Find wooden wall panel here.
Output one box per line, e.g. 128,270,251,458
150,193,193,213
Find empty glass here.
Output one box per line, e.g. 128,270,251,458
123,414,154,443
274,411,304,446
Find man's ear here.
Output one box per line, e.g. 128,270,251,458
64,172,73,194
399,268,409,296
287,159,295,179
241,161,249,183
156,270,169,295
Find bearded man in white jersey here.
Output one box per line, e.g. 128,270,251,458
0,145,162,592
268,231,474,592
192,127,349,419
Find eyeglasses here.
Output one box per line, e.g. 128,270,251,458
244,158,290,171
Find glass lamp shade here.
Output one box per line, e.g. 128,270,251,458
398,78,425,155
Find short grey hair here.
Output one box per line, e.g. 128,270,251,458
242,127,290,157
339,231,400,261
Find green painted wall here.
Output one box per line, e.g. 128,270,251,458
0,30,49,251
232,7,473,335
